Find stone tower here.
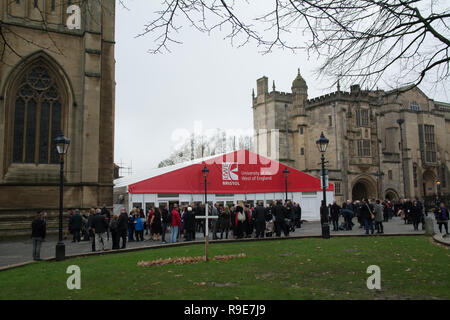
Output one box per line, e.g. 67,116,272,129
252,71,308,168
0,0,116,236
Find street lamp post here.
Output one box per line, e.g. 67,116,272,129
202,165,210,260
316,132,330,239
54,133,70,261
283,168,290,203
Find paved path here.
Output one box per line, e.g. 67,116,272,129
0,216,445,269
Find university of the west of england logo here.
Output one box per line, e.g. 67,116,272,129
222,163,239,182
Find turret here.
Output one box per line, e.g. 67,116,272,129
292,69,308,111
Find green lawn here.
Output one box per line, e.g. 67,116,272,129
0,236,449,300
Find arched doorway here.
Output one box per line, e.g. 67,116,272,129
385,189,399,201
352,177,377,201
423,170,437,197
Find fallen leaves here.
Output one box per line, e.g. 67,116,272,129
137,253,247,267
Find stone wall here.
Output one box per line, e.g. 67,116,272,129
0,0,116,237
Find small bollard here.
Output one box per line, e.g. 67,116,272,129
424,216,435,236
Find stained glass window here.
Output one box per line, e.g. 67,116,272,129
12,65,63,165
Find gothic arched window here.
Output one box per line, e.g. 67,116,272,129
12,65,63,165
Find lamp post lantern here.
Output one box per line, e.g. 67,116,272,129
283,168,290,203
54,132,70,261
316,132,330,239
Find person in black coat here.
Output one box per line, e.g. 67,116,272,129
330,201,341,231
274,200,289,237
128,211,135,242
254,201,266,238
294,203,302,228
230,207,237,239
70,209,82,243
117,208,128,249
286,202,296,232
110,214,120,250
360,199,375,235
410,200,422,231
87,208,96,252
234,205,245,239
31,212,46,261
184,206,196,241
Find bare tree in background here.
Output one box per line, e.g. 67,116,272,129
158,128,254,168
140,0,450,89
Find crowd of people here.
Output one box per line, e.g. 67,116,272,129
30,196,449,260
321,196,450,235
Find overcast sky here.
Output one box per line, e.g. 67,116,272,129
114,1,449,177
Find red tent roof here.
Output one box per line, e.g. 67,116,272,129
128,149,334,194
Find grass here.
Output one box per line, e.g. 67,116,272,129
0,236,449,300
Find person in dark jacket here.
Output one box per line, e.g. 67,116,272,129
87,208,96,252
161,205,170,244
219,205,231,239
110,214,120,250
92,209,108,251
184,206,196,241
410,200,422,231
374,200,384,234
330,201,341,231
31,212,46,261
286,202,296,232
101,205,111,241
243,205,253,238
342,202,354,231
128,209,136,241
70,209,82,243
254,201,266,238
150,207,163,241
360,199,375,235
117,208,128,249
294,203,302,228
435,202,449,234
274,200,289,237
234,205,245,239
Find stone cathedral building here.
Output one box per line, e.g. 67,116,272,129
0,1,116,236
253,70,450,204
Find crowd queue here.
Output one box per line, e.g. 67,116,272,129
30,197,449,260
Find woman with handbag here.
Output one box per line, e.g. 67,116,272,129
361,199,375,235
